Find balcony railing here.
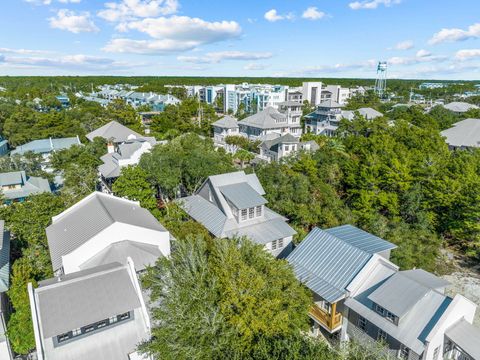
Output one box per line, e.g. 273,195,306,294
309,304,342,332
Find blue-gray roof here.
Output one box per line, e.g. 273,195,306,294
0,171,51,200
0,221,10,293
287,226,395,303
11,137,81,156
325,225,397,254
219,182,267,210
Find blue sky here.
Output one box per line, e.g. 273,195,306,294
1,0,480,79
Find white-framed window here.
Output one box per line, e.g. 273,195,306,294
399,345,410,359
241,209,247,221
248,207,255,219
72,328,82,336
377,329,388,342
374,303,396,323
358,316,367,332
285,145,289,151
271,239,277,250
255,205,262,217
432,346,440,360
278,238,284,248
109,316,118,324
319,300,331,313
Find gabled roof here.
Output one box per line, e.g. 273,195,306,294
441,118,480,148
86,121,142,143
212,116,238,129
367,270,450,318
79,240,163,271
219,182,267,209
0,171,51,200
34,262,141,339
278,100,303,107
445,319,480,360
443,102,479,113
342,107,383,121
261,133,299,152
287,226,395,303
11,137,81,156
238,107,287,129
47,192,167,271
0,221,10,293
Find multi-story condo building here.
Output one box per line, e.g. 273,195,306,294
46,191,171,276
223,83,288,114
237,102,303,141
177,171,296,258
323,85,351,105
287,225,480,360
302,82,323,106
29,260,152,360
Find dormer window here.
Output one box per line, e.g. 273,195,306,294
373,303,397,324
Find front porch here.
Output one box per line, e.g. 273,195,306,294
309,302,342,333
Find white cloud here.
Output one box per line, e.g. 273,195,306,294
49,9,99,33
349,0,401,10
264,9,294,22
24,0,80,4
0,48,52,55
455,49,480,61
429,23,480,45
98,0,179,22
302,7,325,20
416,49,431,58
392,40,414,50
3,54,136,71
104,16,241,54
103,38,198,54
178,51,273,64
58,0,81,3
244,63,268,70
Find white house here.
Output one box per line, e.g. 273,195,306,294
212,115,240,152
177,171,296,258
46,192,171,276
29,260,152,360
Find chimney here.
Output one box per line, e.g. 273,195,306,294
107,141,115,154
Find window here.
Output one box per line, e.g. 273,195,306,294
399,345,410,359
118,312,130,321
377,329,388,342
271,240,277,250
285,145,289,151
241,209,247,221
109,316,117,324
255,205,262,217
357,316,367,332
278,238,284,248
432,346,440,360
57,332,70,343
249,207,255,219
72,328,82,336
374,303,396,323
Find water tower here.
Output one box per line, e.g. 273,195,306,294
375,61,388,98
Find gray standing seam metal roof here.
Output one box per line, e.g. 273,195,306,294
445,319,480,359
261,133,299,151
441,118,480,148
325,225,397,254
346,285,452,355
0,171,25,186
86,121,142,143
367,269,451,319
0,171,51,200
225,217,296,244
212,116,239,129
178,195,226,237
317,99,343,108
79,240,163,271
237,107,288,129
219,182,267,209
444,102,479,113
11,137,81,156
0,221,10,293
35,263,141,339
46,192,167,271
287,226,395,303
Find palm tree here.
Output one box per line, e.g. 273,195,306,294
235,149,254,169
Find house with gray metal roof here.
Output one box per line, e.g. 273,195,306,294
212,115,240,152
343,268,480,360
286,225,397,334
177,171,296,258
11,136,81,157
46,191,170,276
441,118,480,149
99,137,156,181
259,133,320,162
342,107,384,121
86,121,143,143
304,99,344,136
237,105,303,140
443,102,479,114
0,171,51,203
29,260,152,360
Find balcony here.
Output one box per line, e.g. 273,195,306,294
309,304,342,333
